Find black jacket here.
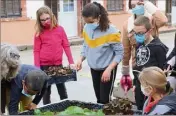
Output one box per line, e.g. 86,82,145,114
134,37,168,71
166,32,176,76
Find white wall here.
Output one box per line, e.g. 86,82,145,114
172,6,176,25
26,0,44,19
157,0,166,11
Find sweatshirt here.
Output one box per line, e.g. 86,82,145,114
81,24,124,70
133,37,168,85
134,37,168,71
34,26,74,67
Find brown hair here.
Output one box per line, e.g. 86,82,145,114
134,16,152,31
139,67,172,94
35,6,58,35
82,2,110,31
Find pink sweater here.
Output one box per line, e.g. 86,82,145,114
33,26,74,67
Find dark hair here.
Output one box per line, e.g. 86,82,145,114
25,70,48,92
82,2,110,31
165,81,173,94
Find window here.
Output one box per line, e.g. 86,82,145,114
1,0,21,18
63,0,74,12
107,0,123,12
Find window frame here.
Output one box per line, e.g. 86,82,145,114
63,0,74,12
107,0,124,12
1,0,21,18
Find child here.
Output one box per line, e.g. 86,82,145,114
33,6,75,105
121,0,167,110
76,2,124,104
8,64,48,115
139,67,176,115
132,16,168,110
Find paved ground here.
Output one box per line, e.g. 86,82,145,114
19,32,176,107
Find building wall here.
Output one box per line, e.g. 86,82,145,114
26,0,44,19
157,0,166,12
1,0,172,46
109,13,131,32
1,0,36,45
1,19,36,45
1,0,44,45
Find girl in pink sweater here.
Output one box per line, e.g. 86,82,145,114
33,6,74,105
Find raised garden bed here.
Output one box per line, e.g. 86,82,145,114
18,100,142,115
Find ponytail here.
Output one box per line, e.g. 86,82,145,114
93,2,110,31
166,81,173,94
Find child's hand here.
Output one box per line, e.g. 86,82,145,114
101,68,112,82
25,103,37,110
76,59,82,71
69,64,76,70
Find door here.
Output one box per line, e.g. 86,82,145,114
58,0,77,37
45,0,58,20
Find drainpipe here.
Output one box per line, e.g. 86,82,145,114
166,0,172,26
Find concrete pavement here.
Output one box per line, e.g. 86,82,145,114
17,27,176,51
19,31,176,107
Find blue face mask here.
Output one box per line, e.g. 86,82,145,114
134,34,145,44
86,23,99,30
132,5,145,16
22,89,32,97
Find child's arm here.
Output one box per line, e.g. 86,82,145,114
156,46,167,70
109,43,124,69
33,35,41,67
61,27,74,64
8,80,21,115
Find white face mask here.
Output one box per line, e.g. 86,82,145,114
22,89,32,97
141,86,151,96
128,9,133,14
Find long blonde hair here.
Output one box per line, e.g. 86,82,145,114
139,67,172,94
35,6,58,35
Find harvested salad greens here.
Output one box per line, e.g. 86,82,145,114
34,106,104,115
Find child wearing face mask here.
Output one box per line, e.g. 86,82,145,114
121,0,168,110
34,6,75,105
139,67,176,115
131,16,168,110
76,2,124,104
8,64,48,115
